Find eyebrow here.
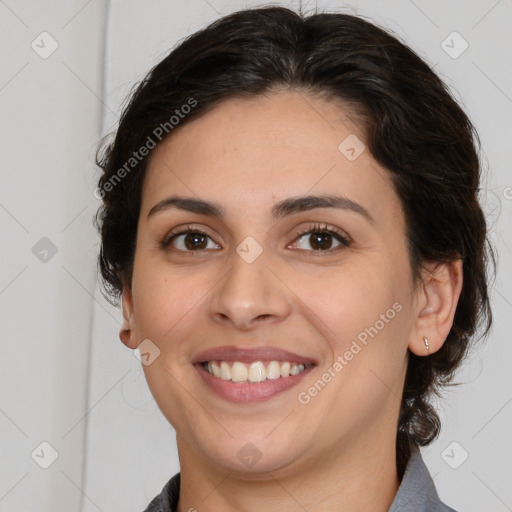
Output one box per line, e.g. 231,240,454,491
147,194,374,223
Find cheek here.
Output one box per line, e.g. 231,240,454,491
131,259,211,357
299,266,410,390
296,262,405,345
294,259,413,410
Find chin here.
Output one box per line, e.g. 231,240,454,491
190,432,305,477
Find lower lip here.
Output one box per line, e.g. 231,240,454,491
194,364,315,404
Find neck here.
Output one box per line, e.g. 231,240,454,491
176,426,399,512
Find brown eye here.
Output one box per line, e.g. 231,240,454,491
162,228,220,252
291,224,350,252
181,233,209,250
308,232,336,250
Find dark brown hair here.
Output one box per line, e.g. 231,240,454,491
94,6,493,478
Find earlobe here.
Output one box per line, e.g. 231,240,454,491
409,259,463,356
120,286,138,349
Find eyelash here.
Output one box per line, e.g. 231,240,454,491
292,223,351,252
160,223,351,254
160,225,212,251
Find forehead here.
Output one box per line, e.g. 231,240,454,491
141,90,399,222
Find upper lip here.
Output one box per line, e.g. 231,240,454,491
192,345,317,365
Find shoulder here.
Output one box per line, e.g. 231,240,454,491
389,447,458,512
141,473,181,512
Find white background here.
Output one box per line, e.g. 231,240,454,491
0,1,511,511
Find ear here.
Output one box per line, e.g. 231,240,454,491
409,259,463,356
120,285,138,349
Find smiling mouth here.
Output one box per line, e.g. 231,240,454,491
192,345,317,402
201,360,314,383
195,360,316,404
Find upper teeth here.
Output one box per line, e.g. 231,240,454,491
205,361,307,382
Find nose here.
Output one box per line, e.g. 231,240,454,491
208,247,292,331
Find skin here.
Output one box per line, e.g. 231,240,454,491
120,90,463,511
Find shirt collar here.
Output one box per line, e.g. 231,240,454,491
388,446,455,511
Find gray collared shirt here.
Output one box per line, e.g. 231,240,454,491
389,447,456,511
143,447,456,511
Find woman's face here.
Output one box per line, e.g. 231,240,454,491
122,90,425,475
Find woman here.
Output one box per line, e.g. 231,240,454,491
94,6,492,511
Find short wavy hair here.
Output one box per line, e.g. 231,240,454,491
94,6,493,478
